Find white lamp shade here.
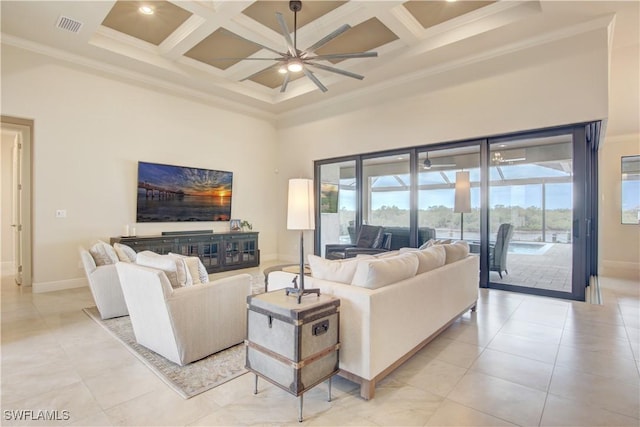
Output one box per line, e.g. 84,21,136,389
287,178,315,230
454,171,471,213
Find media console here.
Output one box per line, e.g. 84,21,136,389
110,231,259,273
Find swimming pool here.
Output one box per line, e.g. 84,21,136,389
508,242,553,255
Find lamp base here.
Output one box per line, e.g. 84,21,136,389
286,275,320,304
285,287,320,304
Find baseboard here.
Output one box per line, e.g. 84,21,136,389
600,260,640,280
274,254,298,264
32,277,87,293
259,253,279,262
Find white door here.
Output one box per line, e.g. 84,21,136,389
2,119,31,286
12,137,22,284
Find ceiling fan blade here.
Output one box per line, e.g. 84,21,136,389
304,24,351,53
303,68,328,92
211,57,283,61
308,52,378,60
306,62,364,80
224,30,284,57
240,63,280,82
280,73,291,93
276,12,296,56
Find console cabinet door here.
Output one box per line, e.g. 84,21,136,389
175,235,223,271
223,233,259,268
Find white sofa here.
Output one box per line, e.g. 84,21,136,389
116,262,251,366
268,248,479,399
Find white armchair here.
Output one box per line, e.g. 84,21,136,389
80,248,129,319
115,262,251,366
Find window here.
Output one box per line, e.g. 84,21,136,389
622,155,640,224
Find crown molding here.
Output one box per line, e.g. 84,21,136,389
1,33,276,122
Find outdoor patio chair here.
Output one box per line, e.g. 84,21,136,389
489,223,514,278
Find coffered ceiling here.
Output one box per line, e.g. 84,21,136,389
1,1,638,120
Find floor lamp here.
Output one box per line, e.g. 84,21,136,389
286,178,320,303
454,171,471,240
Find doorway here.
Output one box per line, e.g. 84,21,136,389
1,116,32,286
484,130,579,299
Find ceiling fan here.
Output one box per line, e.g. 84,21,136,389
216,0,378,93
423,152,457,169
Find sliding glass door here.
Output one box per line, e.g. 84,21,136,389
362,153,412,246
417,145,480,245
317,159,357,257
486,132,578,298
315,123,597,301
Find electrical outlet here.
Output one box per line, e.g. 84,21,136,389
55,209,67,218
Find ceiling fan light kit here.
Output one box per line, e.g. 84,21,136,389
217,0,378,93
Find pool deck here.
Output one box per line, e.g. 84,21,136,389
490,242,572,292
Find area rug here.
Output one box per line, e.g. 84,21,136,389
83,306,247,399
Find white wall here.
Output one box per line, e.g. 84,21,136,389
600,134,640,280
1,45,279,292
275,30,610,263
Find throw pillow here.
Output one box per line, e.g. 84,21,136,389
113,243,137,263
418,239,435,249
169,252,209,285
418,238,453,249
136,251,182,288
89,240,119,266
169,253,209,285
167,254,191,286
442,241,470,264
307,254,369,284
351,253,419,289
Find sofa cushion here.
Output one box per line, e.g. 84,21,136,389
442,241,470,264
308,254,371,284
400,246,446,274
113,243,137,263
89,240,119,266
351,253,419,289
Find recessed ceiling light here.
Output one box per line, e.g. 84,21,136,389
278,65,287,74
139,5,154,15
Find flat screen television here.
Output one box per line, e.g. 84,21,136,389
136,161,233,222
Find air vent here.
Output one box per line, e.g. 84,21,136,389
56,16,83,33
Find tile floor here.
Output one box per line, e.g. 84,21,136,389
1,266,639,426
